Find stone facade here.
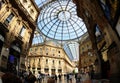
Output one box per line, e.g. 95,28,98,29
0,0,39,74
79,33,97,72
74,0,120,81
27,41,76,76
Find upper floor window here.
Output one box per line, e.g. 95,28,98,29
4,13,14,25
19,26,26,37
46,59,48,64
87,44,90,49
22,0,27,3
40,48,42,50
58,51,60,53
52,60,54,64
39,58,40,62
30,48,32,51
30,9,34,14
38,58,40,64
46,48,49,52
35,47,38,51
33,58,35,66
59,61,61,65
0,0,5,7
82,47,84,51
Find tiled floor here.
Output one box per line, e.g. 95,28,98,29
35,76,77,83
35,77,110,83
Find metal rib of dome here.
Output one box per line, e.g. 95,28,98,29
37,0,87,41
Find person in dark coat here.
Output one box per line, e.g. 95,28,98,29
54,74,57,82
1,72,22,83
47,77,55,83
26,71,36,83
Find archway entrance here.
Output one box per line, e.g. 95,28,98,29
51,69,55,75
7,41,21,75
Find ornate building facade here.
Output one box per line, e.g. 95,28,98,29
0,0,39,74
74,0,120,82
79,33,97,73
27,41,76,76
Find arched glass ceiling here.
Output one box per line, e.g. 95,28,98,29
35,0,52,8
32,29,44,45
63,42,79,61
37,0,87,41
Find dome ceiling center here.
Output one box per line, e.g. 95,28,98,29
58,11,71,21
37,0,87,41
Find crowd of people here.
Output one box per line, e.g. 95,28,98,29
0,68,98,83
0,71,37,83
0,72,22,83
0,71,63,83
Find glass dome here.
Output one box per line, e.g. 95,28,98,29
32,29,44,45
37,0,87,41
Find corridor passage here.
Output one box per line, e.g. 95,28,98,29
35,75,76,83
35,75,109,83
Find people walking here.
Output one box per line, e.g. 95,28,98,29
47,77,55,83
26,71,36,83
1,72,22,83
77,73,81,83
37,72,42,83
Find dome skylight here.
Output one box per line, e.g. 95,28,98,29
37,0,87,41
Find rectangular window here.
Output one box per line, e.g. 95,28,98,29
46,59,48,64
40,48,42,54
46,53,48,55
40,48,42,50
0,0,5,7
58,51,60,53
58,69,62,73
53,60,54,64
35,48,38,51
4,13,14,25
19,26,25,37
46,48,49,52
82,47,84,51
59,61,61,65
30,48,32,51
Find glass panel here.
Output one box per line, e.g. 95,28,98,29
5,13,14,25
37,0,87,41
19,26,25,37
35,0,52,8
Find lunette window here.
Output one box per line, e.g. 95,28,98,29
4,13,14,25
19,26,26,37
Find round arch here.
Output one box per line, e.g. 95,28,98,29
7,40,22,74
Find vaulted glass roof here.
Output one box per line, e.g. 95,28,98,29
34,0,88,61
36,0,87,41
32,29,44,45
35,0,52,8
63,42,79,61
